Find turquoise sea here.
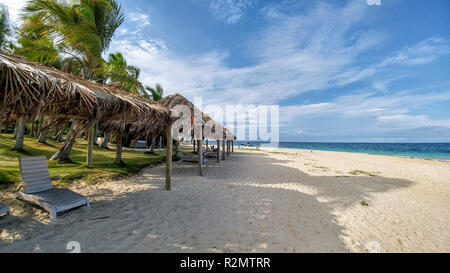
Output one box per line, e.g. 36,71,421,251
235,142,450,161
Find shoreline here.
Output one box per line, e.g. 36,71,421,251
255,146,450,163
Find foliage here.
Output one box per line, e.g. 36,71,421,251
19,0,124,78
145,83,164,101
0,134,166,187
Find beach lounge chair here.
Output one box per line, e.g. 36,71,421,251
16,156,90,220
0,203,10,217
177,152,208,164
204,152,218,158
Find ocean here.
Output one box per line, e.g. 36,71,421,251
234,142,450,161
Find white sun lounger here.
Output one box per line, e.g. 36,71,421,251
0,203,10,217
204,151,218,158
16,156,90,220
177,152,208,164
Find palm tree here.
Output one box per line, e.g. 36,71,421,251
124,66,144,94
144,84,164,152
99,52,145,149
20,0,124,161
0,5,12,136
145,83,164,102
0,5,11,50
101,52,144,93
22,0,124,79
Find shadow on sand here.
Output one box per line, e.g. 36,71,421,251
0,151,413,253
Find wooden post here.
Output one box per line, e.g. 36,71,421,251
174,140,179,154
206,140,209,149
227,140,230,156
222,139,226,160
86,122,94,168
198,140,203,176
166,125,173,191
232,140,234,153
115,132,123,165
193,140,196,153
217,140,220,163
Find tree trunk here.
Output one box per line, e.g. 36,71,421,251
92,122,99,145
115,132,124,165
37,116,48,143
55,127,65,142
13,121,18,138
30,121,35,137
150,136,156,153
13,118,26,151
36,114,44,139
50,120,79,161
101,131,112,148
159,136,163,149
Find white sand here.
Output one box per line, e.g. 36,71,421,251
1,147,449,253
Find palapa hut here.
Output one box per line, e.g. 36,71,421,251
0,53,233,191
160,93,236,175
0,52,170,168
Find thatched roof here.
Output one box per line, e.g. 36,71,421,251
160,93,206,122
160,93,237,140
0,52,170,136
224,128,236,140
160,93,229,139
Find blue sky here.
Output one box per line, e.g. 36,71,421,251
2,0,450,142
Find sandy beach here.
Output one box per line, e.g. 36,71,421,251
1,147,449,253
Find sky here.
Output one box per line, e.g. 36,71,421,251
1,0,450,142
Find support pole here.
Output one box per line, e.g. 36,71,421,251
232,140,234,152
193,140,196,153
206,140,209,149
86,122,94,169
115,132,123,165
222,139,226,161
217,140,220,163
198,140,203,176
166,125,173,191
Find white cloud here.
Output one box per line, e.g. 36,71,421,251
1,0,28,24
209,0,254,24
108,0,450,121
380,37,450,67
129,11,150,27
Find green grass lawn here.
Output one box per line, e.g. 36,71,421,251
0,134,167,188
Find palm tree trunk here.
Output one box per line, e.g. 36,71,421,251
30,121,35,137
13,118,25,151
101,131,112,148
92,122,99,145
36,114,44,139
149,136,156,152
13,121,18,138
55,127,65,142
50,120,79,161
37,116,48,144
115,132,124,165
